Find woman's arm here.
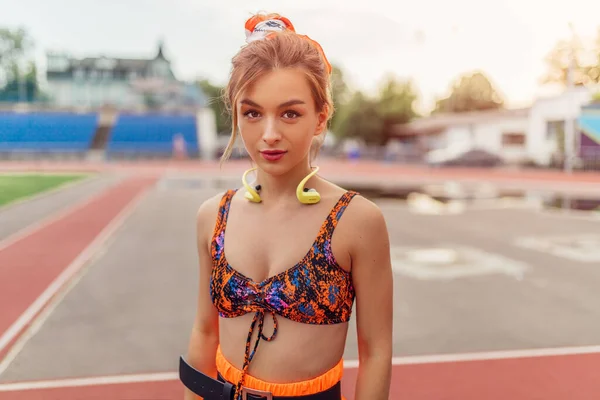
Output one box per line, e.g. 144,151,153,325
184,196,222,400
348,198,393,400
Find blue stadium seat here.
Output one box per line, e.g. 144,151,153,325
106,113,199,156
0,112,98,152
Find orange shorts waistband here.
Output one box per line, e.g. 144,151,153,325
215,345,345,398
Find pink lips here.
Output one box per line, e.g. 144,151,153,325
260,149,287,161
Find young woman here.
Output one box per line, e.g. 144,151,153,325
181,12,393,400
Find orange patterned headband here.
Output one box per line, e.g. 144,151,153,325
244,13,332,75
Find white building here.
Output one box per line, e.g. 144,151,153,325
527,87,593,165
390,107,530,164
389,86,598,166
45,41,205,111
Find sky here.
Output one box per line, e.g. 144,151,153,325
2,0,600,113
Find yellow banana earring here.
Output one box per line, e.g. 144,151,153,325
241,166,321,204
296,166,320,204
242,167,261,203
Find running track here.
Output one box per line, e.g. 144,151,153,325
0,166,599,399
1,349,600,399
1,159,599,185
0,177,158,361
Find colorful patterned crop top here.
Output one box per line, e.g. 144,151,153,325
209,189,358,397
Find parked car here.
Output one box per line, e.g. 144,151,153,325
427,148,505,167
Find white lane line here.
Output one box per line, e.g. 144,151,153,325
2,344,600,391
0,372,178,392
343,344,600,368
0,182,153,368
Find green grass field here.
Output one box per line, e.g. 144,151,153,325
0,174,88,208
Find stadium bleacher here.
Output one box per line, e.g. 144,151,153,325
0,112,99,154
106,113,199,158
0,111,201,160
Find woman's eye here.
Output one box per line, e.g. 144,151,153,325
243,110,260,119
282,110,300,119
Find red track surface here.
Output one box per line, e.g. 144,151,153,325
0,176,157,360
0,379,182,400
1,164,599,399
383,352,600,400
2,351,600,399
1,159,599,184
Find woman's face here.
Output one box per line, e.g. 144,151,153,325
237,68,327,175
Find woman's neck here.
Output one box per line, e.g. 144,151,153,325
254,160,316,204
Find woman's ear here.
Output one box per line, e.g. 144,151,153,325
315,105,329,136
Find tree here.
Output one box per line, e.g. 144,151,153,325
333,91,384,145
542,39,588,86
541,28,600,87
0,27,41,102
142,93,160,110
196,79,231,135
0,27,33,85
433,71,504,113
377,75,419,124
331,64,350,103
0,61,44,102
332,75,419,145
329,64,350,131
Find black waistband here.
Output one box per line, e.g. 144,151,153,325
179,356,342,400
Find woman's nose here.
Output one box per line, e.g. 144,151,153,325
262,119,281,144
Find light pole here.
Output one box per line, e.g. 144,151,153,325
564,22,577,174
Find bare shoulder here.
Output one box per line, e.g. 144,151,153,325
323,178,389,256
196,191,228,241
196,191,226,221
342,194,391,278
319,178,386,231
343,193,388,235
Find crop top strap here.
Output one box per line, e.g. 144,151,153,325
215,190,236,235
317,190,359,244
211,189,236,260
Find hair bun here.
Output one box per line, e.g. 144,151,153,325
243,12,332,75
244,13,295,43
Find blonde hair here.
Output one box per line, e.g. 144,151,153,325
220,20,333,164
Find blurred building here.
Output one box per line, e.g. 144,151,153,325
390,108,530,165
388,85,600,169
45,41,205,111
0,41,220,162
527,86,592,166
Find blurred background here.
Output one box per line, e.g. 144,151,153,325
1,0,600,169
1,1,600,399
